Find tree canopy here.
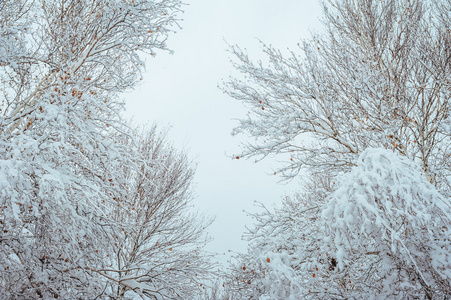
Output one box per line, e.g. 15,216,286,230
223,0,451,299
0,1,214,298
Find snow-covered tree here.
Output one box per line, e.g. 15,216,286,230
222,176,331,299
224,149,451,299
320,148,450,298
0,0,214,298
224,0,451,191
98,127,215,299
223,0,451,298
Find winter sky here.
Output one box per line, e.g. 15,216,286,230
125,0,323,263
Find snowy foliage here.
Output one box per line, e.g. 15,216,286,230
321,148,451,298
224,0,451,192
101,127,215,299
224,0,451,298
223,178,330,300
225,149,451,299
0,0,214,298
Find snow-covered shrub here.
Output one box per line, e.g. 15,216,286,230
321,148,451,298
225,149,450,299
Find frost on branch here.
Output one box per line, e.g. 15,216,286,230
223,177,332,299
0,0,29,68
224,0,451,191
101,127,215,299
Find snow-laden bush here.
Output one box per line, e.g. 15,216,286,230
322,148,450,298
225,148,450,299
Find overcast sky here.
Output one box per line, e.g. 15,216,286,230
125,0,323,264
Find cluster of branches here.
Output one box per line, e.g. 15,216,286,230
222,0,451,299
223,150,450,299
0,0,214,299
225,0,451,190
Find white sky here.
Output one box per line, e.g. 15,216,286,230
125,0,323,264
